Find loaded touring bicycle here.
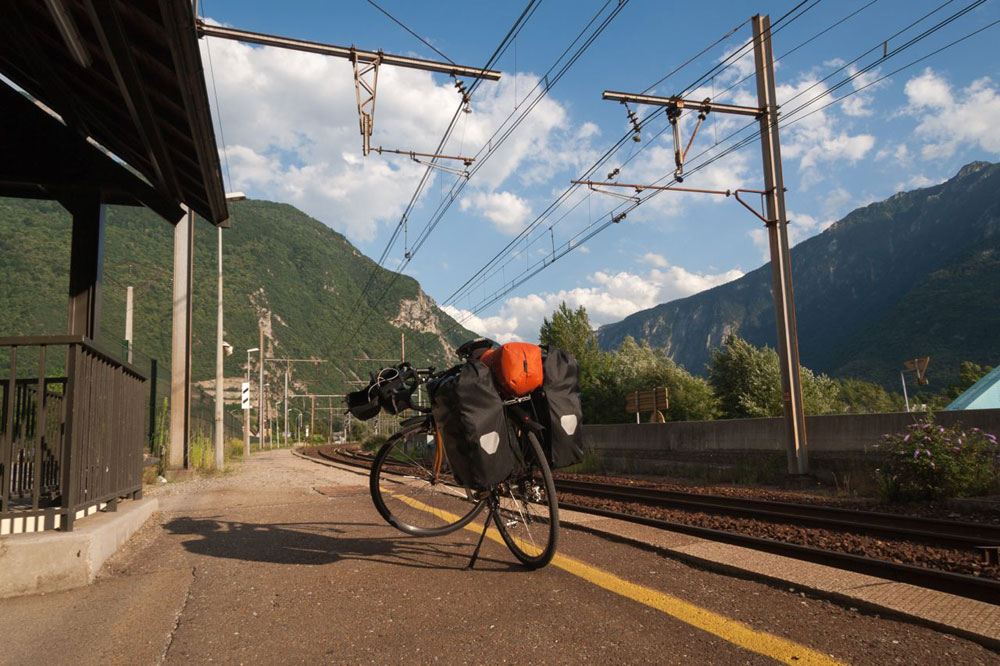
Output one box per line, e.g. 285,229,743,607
347,338,584,569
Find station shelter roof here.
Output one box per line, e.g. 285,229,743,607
0,0,228,226
945,365,1000,411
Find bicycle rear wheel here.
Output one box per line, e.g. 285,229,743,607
493,431,559,568
370,420,486,537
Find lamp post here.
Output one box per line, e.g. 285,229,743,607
245,347,259,457
215,192,246,471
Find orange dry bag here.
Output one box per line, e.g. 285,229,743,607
491,342,543,397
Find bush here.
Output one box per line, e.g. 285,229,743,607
874,418,1000,501
361,434,388,452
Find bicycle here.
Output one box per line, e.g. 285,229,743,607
360,338,560,569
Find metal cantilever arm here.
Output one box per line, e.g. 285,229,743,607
732,189,775,225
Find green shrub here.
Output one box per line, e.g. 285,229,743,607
362,434,388,452
188,434,215,472
226,437,245,460
874,418,1000,501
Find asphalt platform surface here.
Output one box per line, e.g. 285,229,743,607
1,449,997,665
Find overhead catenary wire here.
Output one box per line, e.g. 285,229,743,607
438,2,832,309
443,0,983,311
339,0,629,364
467,9,1000,323
331,1,541,355
366,0,455,64
357,0,996,370
425,0,999,362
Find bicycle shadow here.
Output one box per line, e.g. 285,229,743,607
162,516,521,571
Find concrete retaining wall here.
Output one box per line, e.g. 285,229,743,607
583,408,1000,455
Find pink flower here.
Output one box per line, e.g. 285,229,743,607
913,449,920,458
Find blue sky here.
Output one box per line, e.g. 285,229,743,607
198,0,1000,343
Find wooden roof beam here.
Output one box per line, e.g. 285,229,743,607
84,0,183,201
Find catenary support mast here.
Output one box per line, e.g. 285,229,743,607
598,14,809,474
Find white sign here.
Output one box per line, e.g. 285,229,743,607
241,382,251,410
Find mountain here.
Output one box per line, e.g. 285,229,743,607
0,197,475,397
596,161,1000,390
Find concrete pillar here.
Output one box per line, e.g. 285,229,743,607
169,207,193,468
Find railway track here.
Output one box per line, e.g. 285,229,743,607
307,446,1000,603
553,478,1000,550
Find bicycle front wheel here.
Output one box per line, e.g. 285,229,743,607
370,421,486,537
493,431,559,568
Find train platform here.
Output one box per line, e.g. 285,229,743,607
1,448,997,665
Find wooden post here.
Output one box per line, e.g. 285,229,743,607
66,195,105,340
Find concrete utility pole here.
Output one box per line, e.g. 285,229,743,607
215,193,244,470
258,326,264,447
214,224,225,470
594,14,809,474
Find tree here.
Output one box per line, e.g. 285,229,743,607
708,335,841,419
539,302,602,369
708,335,782,418
587,336,717,423
945,361,994,399
837,378,906,413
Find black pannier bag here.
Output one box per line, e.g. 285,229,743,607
531,348,584,468
430,360,516,490
346,367,410,420
346,383,380,420
374,366,413,415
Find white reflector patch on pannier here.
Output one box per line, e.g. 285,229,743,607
479,431,500,454
560,414,578,436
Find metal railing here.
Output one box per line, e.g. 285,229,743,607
0,336,147,532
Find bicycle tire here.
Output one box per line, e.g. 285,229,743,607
493,431,559,568
370,421,486,537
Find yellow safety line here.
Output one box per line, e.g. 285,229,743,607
391,493,846,666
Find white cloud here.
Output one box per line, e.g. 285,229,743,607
903,69,1000,159
641,252,668,267
840,64,886,117
447,263,743,342
748,209,834,257
893,174,937,191
199,22,582,244
460,191,532,234
875,143,910,165
441,306,522,344
775,76,875,188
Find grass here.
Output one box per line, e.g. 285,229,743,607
180,434,251,474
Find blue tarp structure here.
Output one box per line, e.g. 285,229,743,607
945,365,1000,410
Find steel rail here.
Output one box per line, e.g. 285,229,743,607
558,499,1000,605
304,448,999,601
555,479,1000,549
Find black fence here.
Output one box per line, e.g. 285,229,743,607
0,336,146,532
